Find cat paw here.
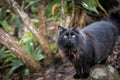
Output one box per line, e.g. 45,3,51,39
82,73,89,78
73,74,81,79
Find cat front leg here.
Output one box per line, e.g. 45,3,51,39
73,65,82,79
82,64,90,78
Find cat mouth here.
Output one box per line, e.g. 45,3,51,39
70,51,77,58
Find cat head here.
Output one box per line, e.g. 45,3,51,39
57,26,85,58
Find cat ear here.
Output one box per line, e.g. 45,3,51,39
72,27,80,33
58,25,66,32
73,26,80,30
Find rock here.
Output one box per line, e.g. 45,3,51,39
89,64,120,80
67,64,120,80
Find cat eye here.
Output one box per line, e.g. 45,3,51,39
63,35,68,38
72,35,76,38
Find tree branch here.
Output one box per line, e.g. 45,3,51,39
37,1,52,65
0,29,41,72
6,0,52,58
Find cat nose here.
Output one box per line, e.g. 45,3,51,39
67,41,72,46
69,38,72,41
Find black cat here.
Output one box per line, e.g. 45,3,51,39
57,7,120,79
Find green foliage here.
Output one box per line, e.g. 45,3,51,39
24,0,41,9
19,32,45,61
48,0,104,21
0,8,23,32
23,68,30,75
50,43,57,53
0,46,23,80
25,0,41,3
0,46,12,64
81,0,98,13
0,9,11,31
0,7,7,21
0,20,11,31
3,60,23,80
74,0,107,14
46,0,61,21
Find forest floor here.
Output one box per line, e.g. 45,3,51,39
1,38,119,80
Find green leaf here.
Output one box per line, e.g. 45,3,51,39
46,0,61,18
0,8,7,21
33,46,45,60
19,32,35,45
2,63,13,68
94,0,107,15
13,15,23,29
25,40,33,54
3,60,23,80
4,57,15,64
25,0,41,3
0,53,11,60
0,20,11,31
25,0,42,9
0,46,6,53
0,46,12,61
81,0,98,13
23,68,30,75
50,43,57,52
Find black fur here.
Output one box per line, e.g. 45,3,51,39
57,7,120,79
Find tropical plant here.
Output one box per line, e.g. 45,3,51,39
19,32,45,61
0,46,23,80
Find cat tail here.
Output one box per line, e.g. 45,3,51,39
108,6,120,35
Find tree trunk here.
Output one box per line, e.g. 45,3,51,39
6,0,52,65
0,0,22,7
37,1,52,65
0,29,41,72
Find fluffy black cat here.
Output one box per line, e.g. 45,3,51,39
57,7,120,79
